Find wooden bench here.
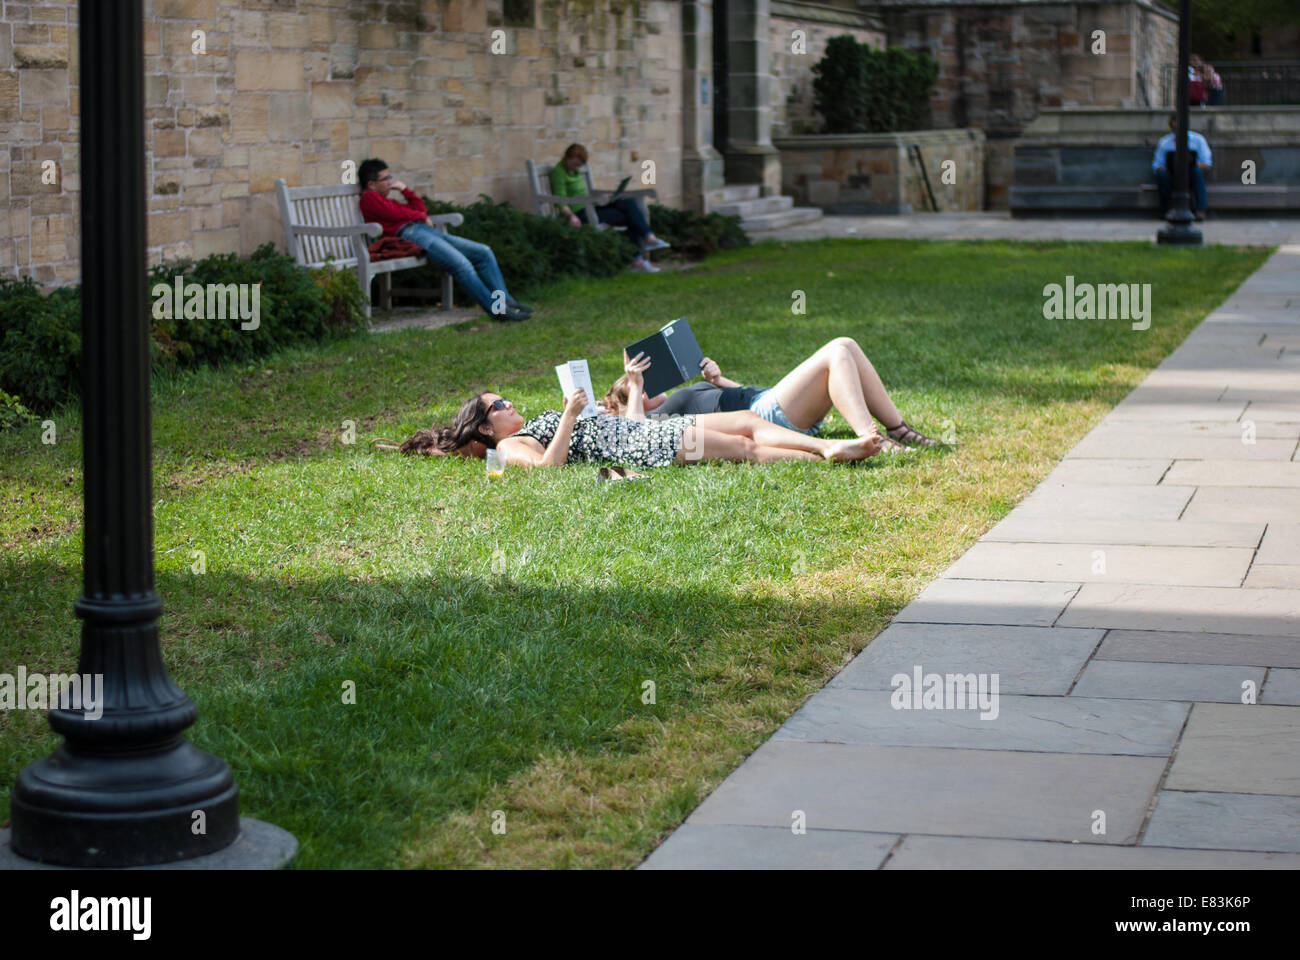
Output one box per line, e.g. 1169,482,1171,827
525,159,657,252
274,178,464,318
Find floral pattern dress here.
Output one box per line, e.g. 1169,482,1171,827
512,410,696,468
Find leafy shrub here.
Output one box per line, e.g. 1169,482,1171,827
147,243,367,372
648,205,749,258
812,37,939,134
1,388,37,432
0,276,82,414
398,194,638,300
0,247,366,414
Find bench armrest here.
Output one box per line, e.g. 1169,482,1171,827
429,213,463,230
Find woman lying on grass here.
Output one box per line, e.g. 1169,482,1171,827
603,336,939,448
398,375,881,468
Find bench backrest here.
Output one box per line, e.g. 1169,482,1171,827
274,180,366,267
526,158,597,218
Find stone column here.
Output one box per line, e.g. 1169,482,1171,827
681,0,725,212
722,0,780,194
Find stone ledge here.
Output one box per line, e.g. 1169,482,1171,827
775,128,986,150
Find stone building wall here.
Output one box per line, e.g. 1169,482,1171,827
2,0,683,287
874,0,1179,208
768,2,885,137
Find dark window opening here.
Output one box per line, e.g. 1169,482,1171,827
504,0,534,28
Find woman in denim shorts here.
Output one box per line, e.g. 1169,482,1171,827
603,337,939,447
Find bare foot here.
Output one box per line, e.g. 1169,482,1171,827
824,436,880,462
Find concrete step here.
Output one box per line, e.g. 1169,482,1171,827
741,206,824,232
705,183,761,208
715,194,794,218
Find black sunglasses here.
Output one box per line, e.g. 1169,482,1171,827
486,397,511,411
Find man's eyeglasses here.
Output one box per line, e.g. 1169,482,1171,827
377,173,394,182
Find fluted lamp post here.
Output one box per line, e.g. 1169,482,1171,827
1,0,295,869
1157,0,1204,246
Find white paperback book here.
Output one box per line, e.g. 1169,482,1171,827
555,359,599,418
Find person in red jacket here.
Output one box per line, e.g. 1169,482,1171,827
357,158,532,321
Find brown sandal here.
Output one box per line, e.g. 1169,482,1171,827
883,420,939,447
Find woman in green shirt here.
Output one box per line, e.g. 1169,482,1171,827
549,143,669,273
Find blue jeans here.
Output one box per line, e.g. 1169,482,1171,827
577,197,651,243
397,222,512,313
1155,164,1207,213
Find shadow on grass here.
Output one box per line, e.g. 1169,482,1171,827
0,557,892,868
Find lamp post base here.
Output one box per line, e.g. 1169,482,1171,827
1158,190,1204,246
0,819,297,870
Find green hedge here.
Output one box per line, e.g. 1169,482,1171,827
647,205,749,258
401,194,638,298
812,37,939,134
0,244,366,419
390,195,749,302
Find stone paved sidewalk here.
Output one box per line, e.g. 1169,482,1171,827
754,212,1300,247
641,243,1300,870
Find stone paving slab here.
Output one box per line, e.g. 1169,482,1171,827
829,622,1101,694
1258,522,1300,561
1183,486,1300,523
1164,459,1300,487
1240,403,1300,422
1068,435,1294,459
1143,791,1300,853
1012,484,1194,520
1263,668,1300,705
1060,583,1300,635
1071,660,1265,703
775,686,1187,756
979,517,1263,548
1165,703,1300,796
892,579,1080,627
1244,564,1300,589
685,740,1166,843
1043,458,1171,485
1096,629,1300,668
1103,403,1251,422
1222,387,1300,404
883,835,1300,869
1090,419,1299,439
638,824,897,870
945,542,1251,587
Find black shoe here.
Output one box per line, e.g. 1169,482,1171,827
499,305,530,322
509,301,534,316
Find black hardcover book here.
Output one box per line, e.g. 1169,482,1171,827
626,318,705,397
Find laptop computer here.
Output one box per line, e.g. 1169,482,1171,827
607,175,633,202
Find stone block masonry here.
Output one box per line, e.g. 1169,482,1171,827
3,0,684,286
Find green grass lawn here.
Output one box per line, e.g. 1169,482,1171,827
0,238,1270,868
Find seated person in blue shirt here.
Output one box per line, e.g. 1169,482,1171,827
601,337,939,448
1153,113,1212,221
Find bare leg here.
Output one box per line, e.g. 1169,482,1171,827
675,425,819,465
765,340,875,436
837,337,904,428
695,410,882,459
675,424,877,465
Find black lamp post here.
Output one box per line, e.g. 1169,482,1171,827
1157,0,1204,245
4,0,293,868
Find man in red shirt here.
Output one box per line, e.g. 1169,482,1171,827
357,158,531,321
